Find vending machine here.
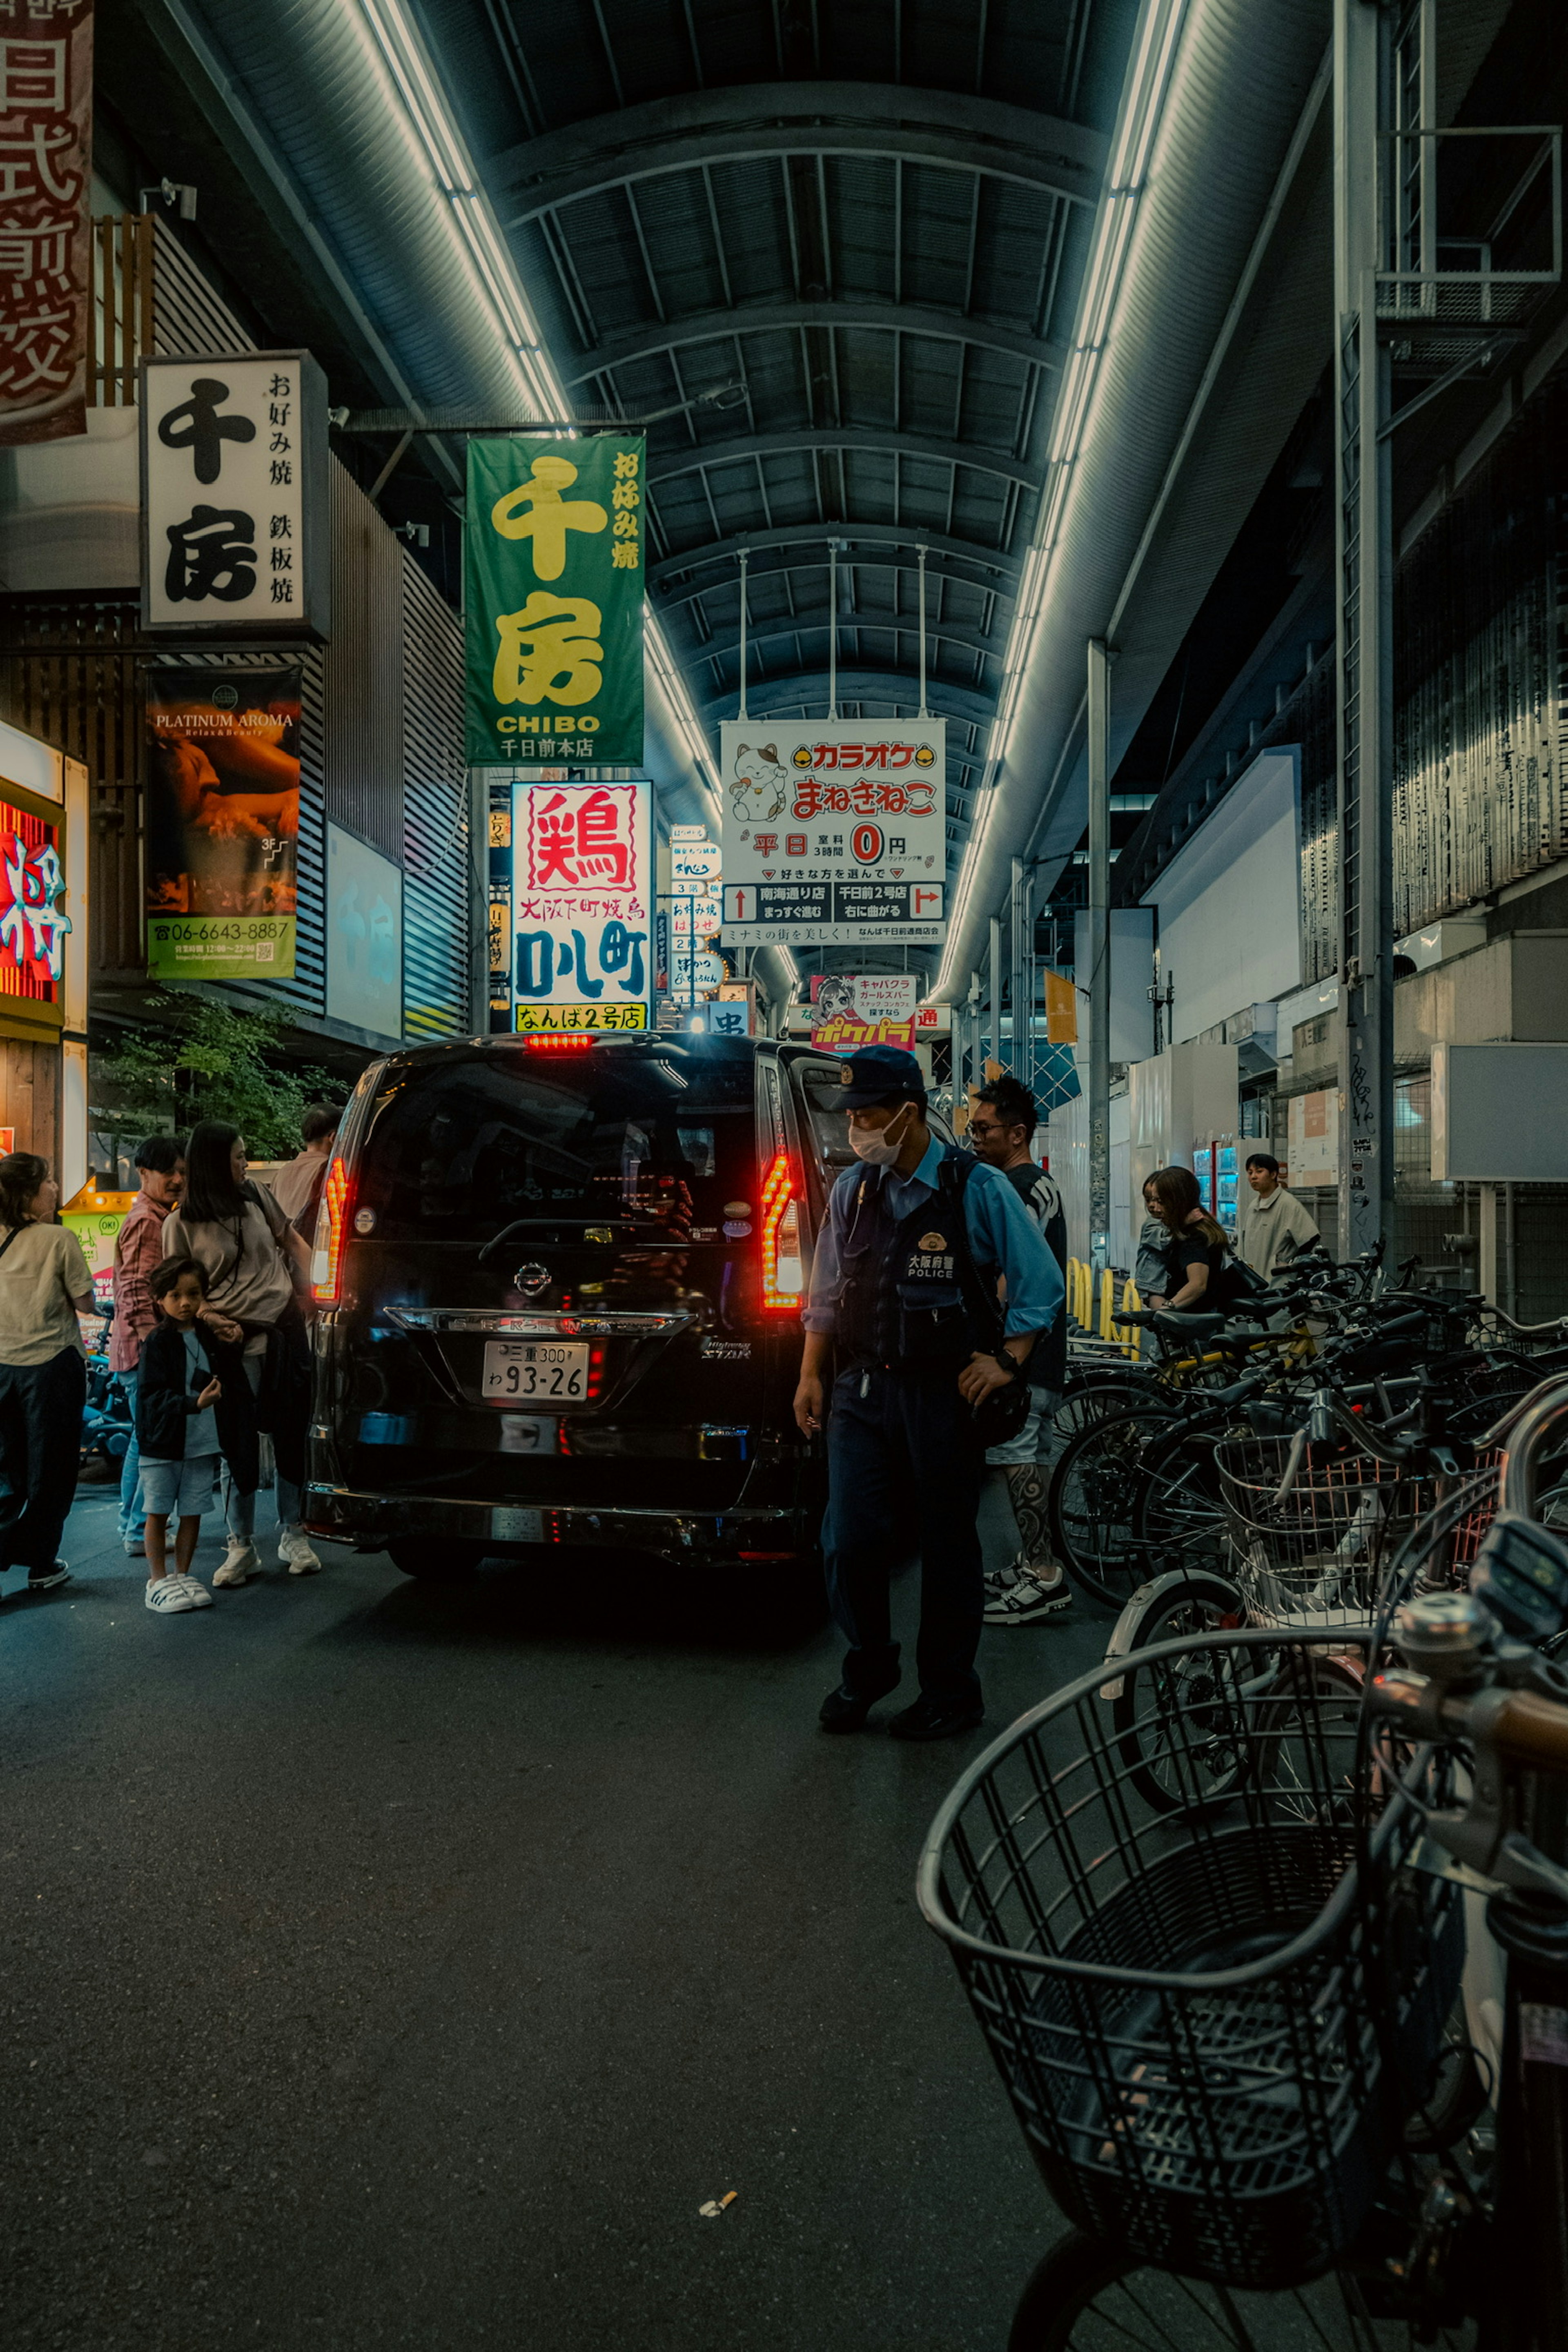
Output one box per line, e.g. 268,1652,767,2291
1194,1136,1240,1242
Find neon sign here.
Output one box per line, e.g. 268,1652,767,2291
0,804,69,1002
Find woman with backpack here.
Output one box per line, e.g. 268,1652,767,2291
0,1151,95,1595
160,1120,320,1586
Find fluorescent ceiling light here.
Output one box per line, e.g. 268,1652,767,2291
931,0,1188,1002
349,0,719,803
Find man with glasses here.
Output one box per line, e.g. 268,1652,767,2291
966,1077,1071,1628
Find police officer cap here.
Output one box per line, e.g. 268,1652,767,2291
836,1042,926,1109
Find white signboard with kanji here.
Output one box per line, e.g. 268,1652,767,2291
140,350,329,637
511,779,653,1032
719,719,946,944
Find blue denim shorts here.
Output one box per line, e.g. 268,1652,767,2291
138,1454,220,1519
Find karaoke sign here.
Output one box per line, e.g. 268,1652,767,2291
719,719,946,945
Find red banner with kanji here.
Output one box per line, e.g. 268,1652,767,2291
0,0,92,447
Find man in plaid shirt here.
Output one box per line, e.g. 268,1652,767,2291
109,1138,186,1557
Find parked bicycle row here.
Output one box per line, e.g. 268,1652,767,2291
921,1258,1568,2345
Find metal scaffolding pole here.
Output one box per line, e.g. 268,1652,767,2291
1333,0,1395,1260
1087,639,1111,1267
988,915,1004,1072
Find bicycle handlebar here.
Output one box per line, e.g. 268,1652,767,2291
1492,1687,1568,1773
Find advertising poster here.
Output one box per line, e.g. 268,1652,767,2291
327,823,402,1041
144,668,300,980
511,778,652,1032
809,972,918,1049
719,719,946,944
141,352,329,635
0,1,94,447
467,435,645,767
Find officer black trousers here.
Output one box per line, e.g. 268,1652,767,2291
823,1365,985,1708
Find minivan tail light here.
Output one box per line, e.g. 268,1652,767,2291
311,1155,353,1305
760,1151,804,1311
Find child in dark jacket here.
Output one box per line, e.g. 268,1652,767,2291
136,1258,252,1615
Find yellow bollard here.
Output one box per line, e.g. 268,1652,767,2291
1119,1276,1142,1360
1098,1267,1116,1342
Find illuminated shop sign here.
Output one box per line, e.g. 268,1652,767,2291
511,778,653,1033
0,783,68,1034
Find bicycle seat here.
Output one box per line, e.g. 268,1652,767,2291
1152,1311,1229,1342
1111,1309,1163,1328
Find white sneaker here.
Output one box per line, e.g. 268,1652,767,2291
145,1577,196,1615
983,1556,1026,1601
213,1540,258,1588
177,1574,214,1609
278,1528,321,1576
983,1570,1072,1627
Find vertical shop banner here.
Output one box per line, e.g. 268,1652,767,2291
0,1,93,446
466,435,645,767
144,669,300,979
719,719,946,944
0,775,69,1037
511,778,652,1031
140,351,329,635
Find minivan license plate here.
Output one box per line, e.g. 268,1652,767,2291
483,1339,589,1403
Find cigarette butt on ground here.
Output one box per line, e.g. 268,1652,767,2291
698,2191,739,2218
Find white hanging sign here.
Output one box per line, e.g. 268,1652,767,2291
719,719,945,944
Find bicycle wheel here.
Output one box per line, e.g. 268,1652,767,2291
1056,1372,1165,1440
1048,1402,1180,1607
1109,1574,1249,1813
1008,2229,1472,2350
1130,1414,1236,1575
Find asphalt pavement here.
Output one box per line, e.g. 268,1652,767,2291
2,1473,1117,2352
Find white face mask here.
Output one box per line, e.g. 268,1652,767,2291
848,1103,911,1166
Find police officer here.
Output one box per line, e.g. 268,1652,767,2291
794,1044,1065,1740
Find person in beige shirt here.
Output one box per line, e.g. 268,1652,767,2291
268,1103,339,1228
0,1151,96,1593
1238,1152,1321,1280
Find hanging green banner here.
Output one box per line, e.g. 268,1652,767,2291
464,434,645,768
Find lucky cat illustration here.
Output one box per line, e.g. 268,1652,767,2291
730,742,788,824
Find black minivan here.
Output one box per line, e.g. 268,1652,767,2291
303,1031,867,1583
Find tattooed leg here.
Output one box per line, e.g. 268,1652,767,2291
1004,1461,1060,1578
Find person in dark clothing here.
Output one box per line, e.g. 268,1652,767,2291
1145,1165,1247,1312
795,1044,1063,1742
966,1076,1073,1629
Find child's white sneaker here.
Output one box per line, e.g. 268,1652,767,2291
145,1578,196,1614
177,1574,214,1609
213,1540,258,1588
278,1528,321,1575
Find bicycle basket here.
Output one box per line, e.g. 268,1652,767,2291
1214,1436,1434,1629
917,1629,1461,2292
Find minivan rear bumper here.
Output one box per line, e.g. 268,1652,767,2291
303,1482,814,1564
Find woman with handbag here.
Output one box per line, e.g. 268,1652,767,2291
0,1151,96,1595
161,1120,320,1586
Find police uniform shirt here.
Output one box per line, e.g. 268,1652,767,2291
803,1135,1065,1346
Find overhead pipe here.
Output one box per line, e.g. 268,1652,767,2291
935,0,1331,998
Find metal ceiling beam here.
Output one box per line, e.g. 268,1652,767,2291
491,82,1109,221
695,610,1003,669
701,667,995,725
655,546,1017,615
568,298,1068,385
650,523,1021,592
650,427,1040,492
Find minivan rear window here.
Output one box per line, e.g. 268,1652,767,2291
356,1043,758,1239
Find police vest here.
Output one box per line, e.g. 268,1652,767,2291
835,1149,1003,1373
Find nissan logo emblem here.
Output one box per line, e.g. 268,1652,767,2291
514,1262,550,1296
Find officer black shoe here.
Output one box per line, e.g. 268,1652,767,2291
888,1695,985,1742
818,1679,898,1734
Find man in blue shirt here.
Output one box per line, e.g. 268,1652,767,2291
795,1043,1065,1740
